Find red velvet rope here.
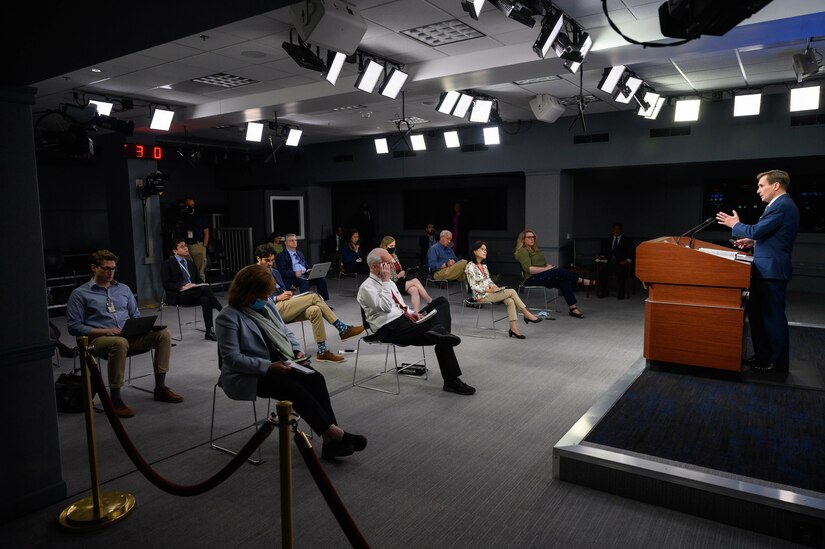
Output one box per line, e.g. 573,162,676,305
83,353,275,497
293,432,371,549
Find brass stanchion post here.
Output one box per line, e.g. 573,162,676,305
276,401,295,549
59,336,136,530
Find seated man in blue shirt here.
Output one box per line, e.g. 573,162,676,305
67,250,183,418
427,230,468,281
275,233,330,300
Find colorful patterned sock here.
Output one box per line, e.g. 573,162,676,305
332,319,348,334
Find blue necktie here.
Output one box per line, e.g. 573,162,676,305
179,258,191,284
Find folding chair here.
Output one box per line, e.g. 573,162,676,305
460,297,508,339
352,308,427,395
518,275,559,317
210,354,270,465
159,291,200,341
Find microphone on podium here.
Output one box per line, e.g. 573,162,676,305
676,217,715,246
687,217,717,248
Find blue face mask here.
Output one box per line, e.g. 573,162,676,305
250,299,268,310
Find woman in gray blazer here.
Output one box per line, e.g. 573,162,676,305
215,265,367,460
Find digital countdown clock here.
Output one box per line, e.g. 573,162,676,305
122,143,164,160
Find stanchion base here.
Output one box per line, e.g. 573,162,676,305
58,492,136,530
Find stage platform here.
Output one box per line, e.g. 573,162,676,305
554,324,825,548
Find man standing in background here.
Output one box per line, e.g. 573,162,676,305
180,197,209,283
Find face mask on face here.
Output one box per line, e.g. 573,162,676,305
250,299,268,310
387,247,396,255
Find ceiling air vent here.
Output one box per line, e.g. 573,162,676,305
649,127,691,138
573,133,609,144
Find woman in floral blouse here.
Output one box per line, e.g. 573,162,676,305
465,240,542,339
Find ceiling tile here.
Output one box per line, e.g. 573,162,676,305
361,0,454,32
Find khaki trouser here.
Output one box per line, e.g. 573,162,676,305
433,259,468,281
188,242,207,283
89,329,172,388
276,294,337,345
479,288,526,321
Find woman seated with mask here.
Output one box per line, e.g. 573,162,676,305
215,265,367,460
379,235,434,312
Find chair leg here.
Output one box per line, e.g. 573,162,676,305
209,383,264,465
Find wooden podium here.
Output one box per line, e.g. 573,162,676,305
635,236,752,372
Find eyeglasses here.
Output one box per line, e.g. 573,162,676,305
524,235,535,239
96,265,117,272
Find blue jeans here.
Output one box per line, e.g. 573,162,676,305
524,268,578,307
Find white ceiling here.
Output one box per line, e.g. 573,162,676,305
28,0,825,148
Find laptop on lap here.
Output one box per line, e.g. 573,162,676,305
120,315,160,338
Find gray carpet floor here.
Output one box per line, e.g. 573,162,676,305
5,279,824,548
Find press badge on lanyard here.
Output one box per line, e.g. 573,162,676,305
106,298,116,313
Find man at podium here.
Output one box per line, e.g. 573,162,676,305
716,170,800,373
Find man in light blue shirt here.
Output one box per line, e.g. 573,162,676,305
275,233,330,300
67,250,184,418
427,230,468,281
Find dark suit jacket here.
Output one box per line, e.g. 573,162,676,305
599,234,634,263
419,234,436,263
276,249,308,288
732,194,800,280
161,256,203,305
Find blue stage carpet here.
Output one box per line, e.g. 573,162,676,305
584,368,825,493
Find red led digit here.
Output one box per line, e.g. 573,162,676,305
135,144,145,158
153,146,163,160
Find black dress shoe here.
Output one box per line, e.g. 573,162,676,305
425,330,461,347
742,355,761,366
443,378,476,395
342,432,368,452
508,329,526,339
204,330,218,341
321,440,355,460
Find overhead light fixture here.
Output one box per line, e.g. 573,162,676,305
461,0,486,20
150,107,174,131
674,98,701,122
245,122,265,142
469,99,494,123
533,10,564,59
637,91,661,116
379,67,409,99
374,137,389,154
639,95,666,120
598,66,627,94
355,59,383,93
410,134,426,151
88,100,113,116
790,85,820,112
564,33,592,74
491,0,536,28
614,76,643,104
284,128,303,147
483,126,500,145
733,93,762,117
282,30,327,73
324,51,347,85
444,131,460,148
452,93,474,118
436,91,461,114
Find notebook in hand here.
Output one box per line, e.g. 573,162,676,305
120,315,159,337
414,309,437,324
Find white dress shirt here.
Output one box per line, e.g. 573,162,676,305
357,273,406,331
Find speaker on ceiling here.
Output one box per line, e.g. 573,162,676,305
529,94,566,123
